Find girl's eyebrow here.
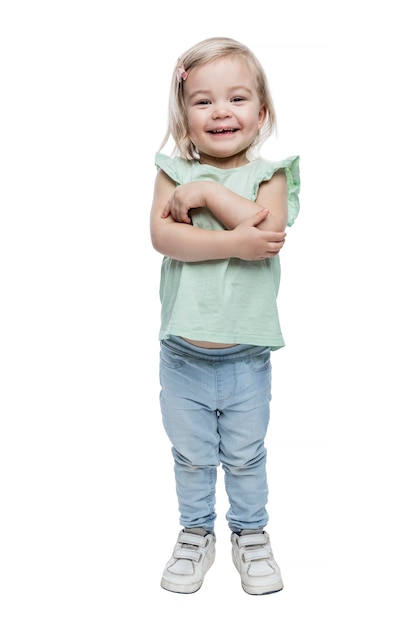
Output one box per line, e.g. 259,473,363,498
186,85,253,100
186,89,211,100
229,85,253,94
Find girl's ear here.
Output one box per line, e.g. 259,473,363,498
258,105,267,129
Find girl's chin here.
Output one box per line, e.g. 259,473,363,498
198,148,248,164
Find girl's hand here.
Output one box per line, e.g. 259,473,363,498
233,209,286,260
161,182,212,223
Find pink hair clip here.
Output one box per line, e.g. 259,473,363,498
177,62,188,82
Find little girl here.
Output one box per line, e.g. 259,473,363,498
150,37,300,595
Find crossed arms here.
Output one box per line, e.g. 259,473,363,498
150,169,288,263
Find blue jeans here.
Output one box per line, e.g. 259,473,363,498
159,336,272,534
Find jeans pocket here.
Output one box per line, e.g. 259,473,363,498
160,342,186,369
245,349,271,373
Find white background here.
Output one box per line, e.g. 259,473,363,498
1,1,416,624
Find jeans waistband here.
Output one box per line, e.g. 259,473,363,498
161,336,270,363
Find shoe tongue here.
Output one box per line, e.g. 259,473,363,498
240,529,264,536
184,527,207,537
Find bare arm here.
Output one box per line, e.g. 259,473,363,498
161,169,289,232
150,170,286,262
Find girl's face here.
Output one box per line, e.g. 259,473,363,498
183,56,266,168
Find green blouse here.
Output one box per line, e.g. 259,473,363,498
155,152,300,350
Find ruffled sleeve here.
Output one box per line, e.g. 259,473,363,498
253,156,300,227
155,152,189,185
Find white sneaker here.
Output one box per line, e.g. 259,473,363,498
231,531,283,595
161,530,216,593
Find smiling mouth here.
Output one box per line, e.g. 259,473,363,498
208,128,238,134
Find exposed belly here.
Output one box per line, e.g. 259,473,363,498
181,337,238,349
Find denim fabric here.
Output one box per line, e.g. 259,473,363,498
159,336,272,534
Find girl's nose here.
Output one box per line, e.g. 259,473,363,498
212,106,231,119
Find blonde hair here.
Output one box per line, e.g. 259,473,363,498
159,37,277,160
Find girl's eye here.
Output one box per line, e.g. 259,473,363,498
232,97,245,102
196,99,210,105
